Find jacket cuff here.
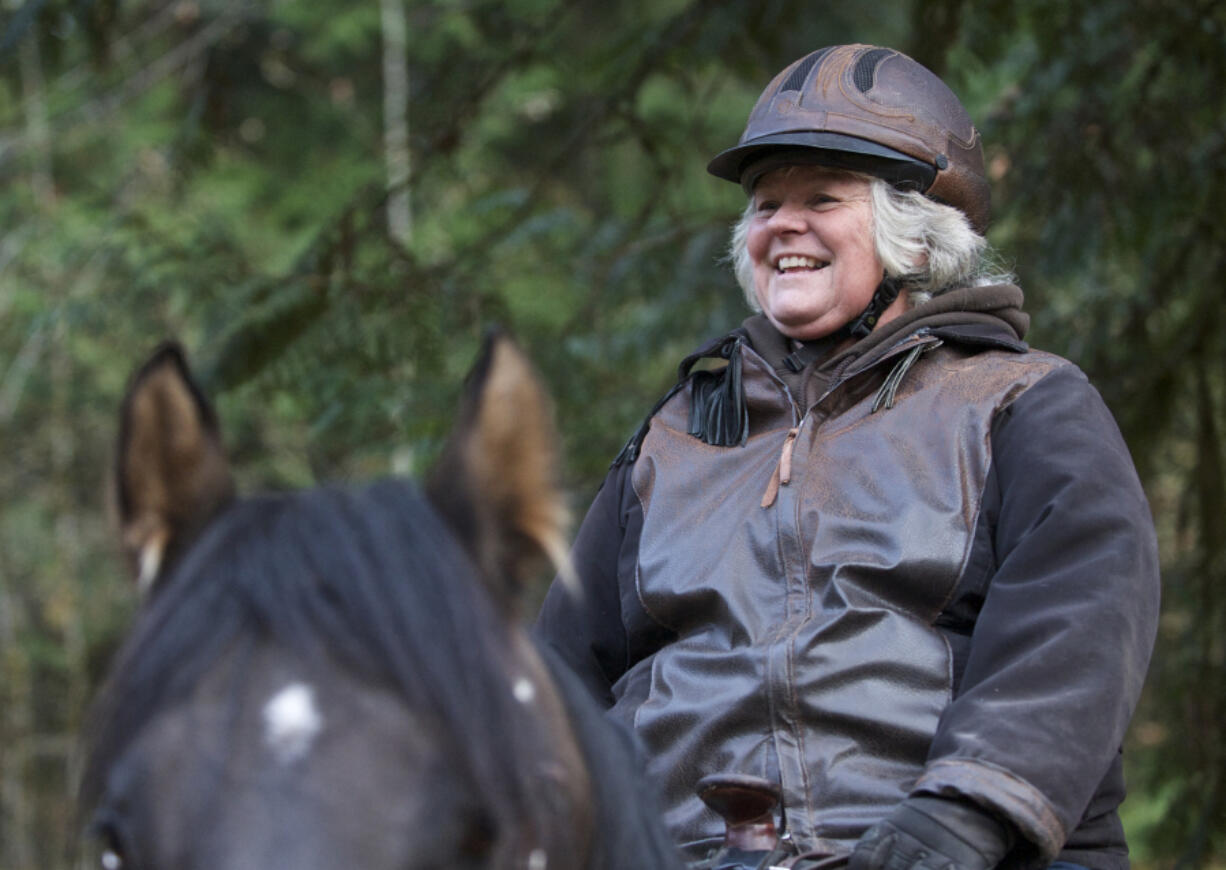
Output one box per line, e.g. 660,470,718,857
914,758,1066,864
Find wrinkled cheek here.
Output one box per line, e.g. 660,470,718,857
751,267,775,311
746,231,773,296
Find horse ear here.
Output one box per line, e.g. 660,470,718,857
427,331,572,611
115,342,235,596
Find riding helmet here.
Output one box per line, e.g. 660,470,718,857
707,44,991,232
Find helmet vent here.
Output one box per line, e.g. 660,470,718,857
853,48,893,92
779,48,831,93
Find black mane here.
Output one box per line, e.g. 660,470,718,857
83,480,537,826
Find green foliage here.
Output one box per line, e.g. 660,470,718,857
1,0,1223,866
968,5,1226,861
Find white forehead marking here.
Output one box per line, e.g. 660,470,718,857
512,676,536,704
262,682,323,764
527,848,547,870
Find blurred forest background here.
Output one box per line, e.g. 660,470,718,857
0,0,1223,866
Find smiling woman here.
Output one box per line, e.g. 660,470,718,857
727,166,1004,345
744,167,884,342
535,43,1161,870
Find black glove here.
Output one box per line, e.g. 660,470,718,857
849,795,1016,870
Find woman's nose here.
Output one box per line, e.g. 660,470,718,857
766,201,806,232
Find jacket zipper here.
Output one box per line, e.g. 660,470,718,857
759,332,943,508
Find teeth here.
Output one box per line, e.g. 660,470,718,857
777,255,821,270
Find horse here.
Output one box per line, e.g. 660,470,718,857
78,335,686,870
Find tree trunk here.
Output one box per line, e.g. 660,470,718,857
381,0,412,246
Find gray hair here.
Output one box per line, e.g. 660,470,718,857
729,172,1014,309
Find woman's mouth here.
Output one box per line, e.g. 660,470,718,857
775,255,827,273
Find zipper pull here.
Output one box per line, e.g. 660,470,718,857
871,339,943,413
760,427,800,508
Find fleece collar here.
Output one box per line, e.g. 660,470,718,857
741,283,1030,404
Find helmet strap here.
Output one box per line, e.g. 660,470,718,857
843,275,902,340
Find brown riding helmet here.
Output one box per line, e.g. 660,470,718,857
707,44,991,233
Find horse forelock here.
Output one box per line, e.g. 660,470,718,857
82,478,580,857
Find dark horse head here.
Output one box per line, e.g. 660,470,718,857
80,336,683,870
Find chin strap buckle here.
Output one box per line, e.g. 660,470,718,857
844,276,903,340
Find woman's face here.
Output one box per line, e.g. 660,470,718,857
747,166,885,341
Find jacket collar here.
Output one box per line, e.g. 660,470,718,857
742,283,1029,379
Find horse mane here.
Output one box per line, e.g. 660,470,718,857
81,479,547,838
538,646,689,868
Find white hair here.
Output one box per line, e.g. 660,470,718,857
729,172,1014,309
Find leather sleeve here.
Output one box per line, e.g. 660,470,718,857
915,364,1160,866
536,457,670,706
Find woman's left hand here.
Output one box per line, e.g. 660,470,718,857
849,795,1015,870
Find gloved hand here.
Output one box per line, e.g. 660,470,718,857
849,795,1016,870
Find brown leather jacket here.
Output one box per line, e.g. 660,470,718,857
536,286,1159,869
